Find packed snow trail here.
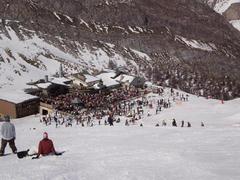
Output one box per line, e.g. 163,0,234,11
0,95,240,180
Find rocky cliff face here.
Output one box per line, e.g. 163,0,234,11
223,3,240,20
0,0,240,99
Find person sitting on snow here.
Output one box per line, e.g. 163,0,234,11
162,120,167,126
32,132,61,159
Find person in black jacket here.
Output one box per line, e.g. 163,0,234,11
181,120,184,127
172,119,177,127
108,116,114,126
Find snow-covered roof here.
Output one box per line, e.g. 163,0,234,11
96,72,119,87
84,74,100,83
0,90,39,104
115,74,135,84
92,83,101,90
144,81,153,87
96,72,116,79
35,77,71,89
50,77,71,86
36,82,52,89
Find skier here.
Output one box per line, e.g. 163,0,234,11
172,119,177,127
171,88,174,96
201,122,205,127
104,120,108,126
116,118,121,123
125,119,129,126
108,116,114,126
187,122,191,127
32,132,61,159
87,116,91,127
156,106,161,114
67,117,73,127
54,116,58,128
147,111,151,116
0,115,17,156
181,120,184,127
162,120,167,126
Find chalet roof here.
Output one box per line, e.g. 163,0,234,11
71,73,100,83
33,77,71,90
84,74,100,83
96,72,119,87
36,82,52,89
50,77,71,86
115,74,135,83
0,90,39,104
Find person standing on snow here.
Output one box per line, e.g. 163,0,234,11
108,116,114,126
181,120,184,127
172,119,177,127
0,115,17,156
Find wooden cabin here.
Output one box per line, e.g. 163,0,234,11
0,92,40,118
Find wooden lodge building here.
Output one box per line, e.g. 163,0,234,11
0,91,40,119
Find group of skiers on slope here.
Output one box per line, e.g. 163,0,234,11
157,119,204,127
171,119,193,127
0,115,59,158
124,118,205,127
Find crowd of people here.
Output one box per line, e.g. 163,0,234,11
39,86,198,129
40,87,141,116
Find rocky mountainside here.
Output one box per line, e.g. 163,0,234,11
0,0,240,99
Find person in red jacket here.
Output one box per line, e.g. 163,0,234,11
33,132,61,159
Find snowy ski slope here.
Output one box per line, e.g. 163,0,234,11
0,90,240,180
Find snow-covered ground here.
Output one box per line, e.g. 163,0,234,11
0,92,240,180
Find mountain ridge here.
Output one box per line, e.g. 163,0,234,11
0,0,240,99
